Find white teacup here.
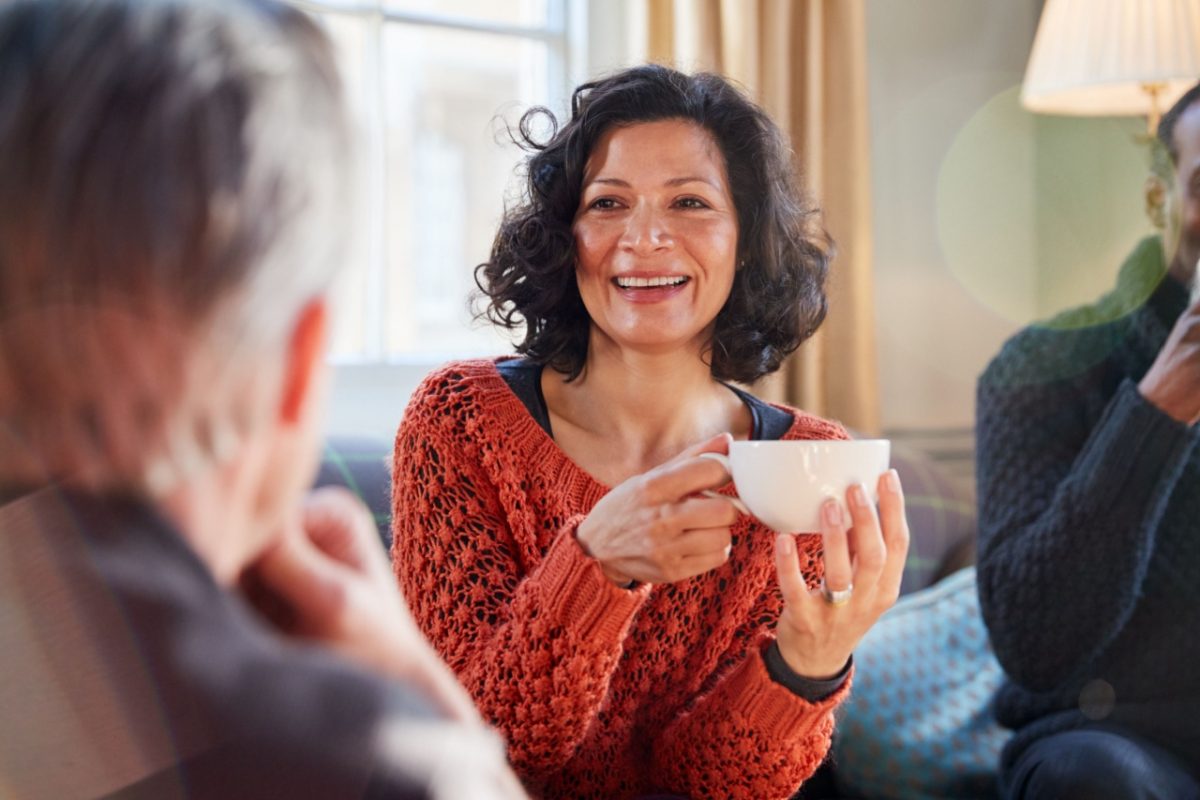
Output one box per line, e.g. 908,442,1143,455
701,440,891,532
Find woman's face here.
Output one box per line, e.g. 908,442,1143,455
573,118,739,359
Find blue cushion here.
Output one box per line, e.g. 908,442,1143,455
832,567,1009,800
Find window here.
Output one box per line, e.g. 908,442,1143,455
295,0,584,363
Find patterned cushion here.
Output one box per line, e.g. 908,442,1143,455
832,567,1008,799
888,443,977,595
314,435,393,549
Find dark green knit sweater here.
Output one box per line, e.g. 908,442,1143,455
975,236,1200,778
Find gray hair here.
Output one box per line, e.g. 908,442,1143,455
0,0,351,493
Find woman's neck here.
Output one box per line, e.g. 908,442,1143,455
541,335,752,485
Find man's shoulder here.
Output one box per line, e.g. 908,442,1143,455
982,236,1169,393
0,490,439,799
980,313,1128,397
981,240,1168,392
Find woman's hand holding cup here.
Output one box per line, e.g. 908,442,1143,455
576,433,741,586
772,470,910,679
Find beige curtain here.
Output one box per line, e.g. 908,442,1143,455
643,0,880,434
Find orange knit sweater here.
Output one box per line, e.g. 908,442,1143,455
391,359,851,800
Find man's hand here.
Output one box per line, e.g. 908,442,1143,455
242,486,480,723
1139,296,1200,424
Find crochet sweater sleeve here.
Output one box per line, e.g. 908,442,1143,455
976,341,1199,690
391,373,649,777
648,643,849,798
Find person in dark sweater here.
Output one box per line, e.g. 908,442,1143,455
976,84,1200,800
0,1,522,797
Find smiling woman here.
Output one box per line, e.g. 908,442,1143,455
390,64,911,800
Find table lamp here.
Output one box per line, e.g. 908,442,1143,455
1022,0,1200,134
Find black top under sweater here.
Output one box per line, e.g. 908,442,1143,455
975,236,1200,778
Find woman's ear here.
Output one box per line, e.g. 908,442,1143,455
1145,174,1168,231
279,298,329,426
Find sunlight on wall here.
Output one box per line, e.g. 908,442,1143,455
1033,114,1152,318
867,0,1041,432
937,85,1039,327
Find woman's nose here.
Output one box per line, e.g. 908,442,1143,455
619,203,673,253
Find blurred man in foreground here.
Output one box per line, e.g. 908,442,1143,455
0,1,523,796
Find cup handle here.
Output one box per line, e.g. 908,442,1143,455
696,452,751,516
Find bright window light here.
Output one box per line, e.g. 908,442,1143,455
295,0,573,363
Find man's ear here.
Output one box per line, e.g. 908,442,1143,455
1145,174,1169,230
279,298,329,426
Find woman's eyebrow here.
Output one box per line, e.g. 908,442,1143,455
664,176,720,189
586,176,720,188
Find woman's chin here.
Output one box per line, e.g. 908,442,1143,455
599,330,712,359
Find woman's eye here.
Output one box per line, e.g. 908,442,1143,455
588,197,620,210
675,196,710,209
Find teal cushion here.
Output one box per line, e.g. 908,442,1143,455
832,567,1009,800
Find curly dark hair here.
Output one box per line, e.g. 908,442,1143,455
475,63,831,384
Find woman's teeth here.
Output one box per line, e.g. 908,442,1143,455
614,276,689,289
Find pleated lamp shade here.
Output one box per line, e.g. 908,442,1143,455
1022,0,1200,118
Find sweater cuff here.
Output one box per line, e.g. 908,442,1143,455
1078,380,1200,510
715,642,851,742
534,516,649,643
763,642,851,702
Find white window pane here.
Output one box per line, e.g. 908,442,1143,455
381,24,549,356
382,0,550,28
298,2,567,363
311,11,384,360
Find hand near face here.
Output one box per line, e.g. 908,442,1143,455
772,470,909,680
576,433,740,586
1139,296,1200,425
242,486,480,723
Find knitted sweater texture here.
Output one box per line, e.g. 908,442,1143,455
975,236,1200,776
392,359,850,800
